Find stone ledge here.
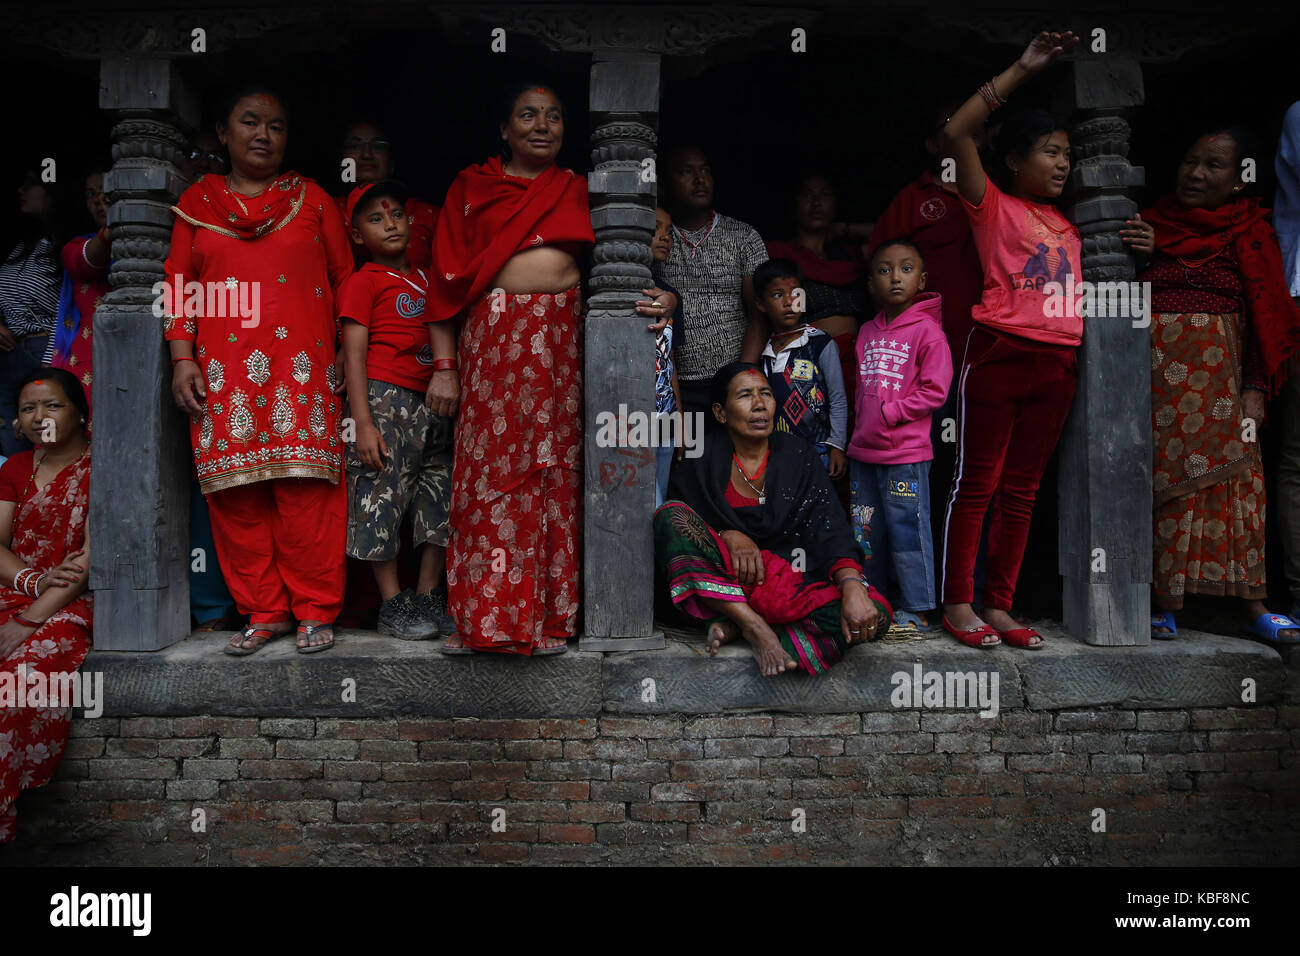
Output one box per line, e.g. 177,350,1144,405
80,623,1295,719
86,631,603,719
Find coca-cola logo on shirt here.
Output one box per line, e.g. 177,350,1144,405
919,197,947,221
396,292,426,318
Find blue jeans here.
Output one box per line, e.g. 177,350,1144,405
0,333,50,456
655,444,674,509
850,459,935,612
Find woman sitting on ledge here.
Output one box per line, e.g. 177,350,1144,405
0,368,92,843
655,362,891,676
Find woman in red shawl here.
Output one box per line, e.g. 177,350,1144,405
431,83,594,655
0,369,92,843
166,86,353,655
1125,127,1300,643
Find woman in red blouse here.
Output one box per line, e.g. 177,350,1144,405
165,86,353,654
430,83,593,655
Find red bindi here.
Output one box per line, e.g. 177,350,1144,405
380,199,392,211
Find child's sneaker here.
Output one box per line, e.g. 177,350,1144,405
377,589,438,640
417,588,457,638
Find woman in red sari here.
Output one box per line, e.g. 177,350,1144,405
166,86,353,654
0,368,92,843
431,83,594,655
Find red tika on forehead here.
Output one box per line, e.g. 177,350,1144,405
380,199,393,210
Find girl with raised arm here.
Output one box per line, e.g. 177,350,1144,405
937,30,1081,650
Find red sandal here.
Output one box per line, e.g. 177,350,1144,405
997,626,1044,649
942,616,1001,648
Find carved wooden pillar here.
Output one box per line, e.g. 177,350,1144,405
580,53,665,651
91,57,197,650
1055,57,1150,645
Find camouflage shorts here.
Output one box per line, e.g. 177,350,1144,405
345,379,453,560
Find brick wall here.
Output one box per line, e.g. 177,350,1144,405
6,706,1298,865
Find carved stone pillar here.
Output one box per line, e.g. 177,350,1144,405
91,57,197,650
1055,57,1150,645
580,53,665,651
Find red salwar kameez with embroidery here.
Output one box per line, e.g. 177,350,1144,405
163,172,353,624
0,450,92,843
430,156,593,653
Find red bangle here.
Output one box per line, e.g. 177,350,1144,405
13,613,42,628
432,359,458,372
171,356,197,365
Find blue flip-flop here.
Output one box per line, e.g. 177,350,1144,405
894,610,934,633
1243,612,1300,644
1151,611,1178,640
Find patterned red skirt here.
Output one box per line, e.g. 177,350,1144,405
446,286,583,653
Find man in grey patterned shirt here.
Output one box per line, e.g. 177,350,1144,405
654,146,768,416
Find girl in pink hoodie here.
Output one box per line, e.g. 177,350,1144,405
848,239,952,630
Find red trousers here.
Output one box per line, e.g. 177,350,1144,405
206,477,347,624
942,327,1078,610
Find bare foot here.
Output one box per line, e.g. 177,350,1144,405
740,620,798,677
542,637,567,650
706,619,740,656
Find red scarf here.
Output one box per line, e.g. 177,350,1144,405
429,156,593,321
764,238,863,286
171,171,309,240
1144,195,1300,395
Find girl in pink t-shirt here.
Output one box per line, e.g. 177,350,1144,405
936,29,1082,650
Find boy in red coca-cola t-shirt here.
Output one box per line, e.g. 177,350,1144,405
338,180,460,641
